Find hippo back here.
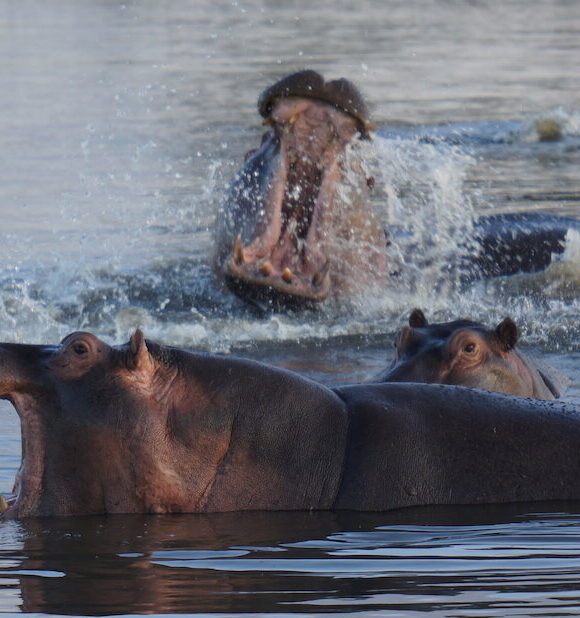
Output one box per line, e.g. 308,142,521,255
333,382,580,511
167,349,351,512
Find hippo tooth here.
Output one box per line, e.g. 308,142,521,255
0,496,8,513
261,261,273,276
312,260,330,287
282,267,293,282
233,235,245,265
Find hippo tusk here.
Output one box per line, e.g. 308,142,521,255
233,235,245,266
0,496,9,513
260,261,273,276
312,260,330,287
282,267,293,282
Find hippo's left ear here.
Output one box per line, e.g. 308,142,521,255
127,329,154,373
495,317,518,350
409,308,428,328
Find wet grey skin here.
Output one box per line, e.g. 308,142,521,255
1,329,580,518
216,70,580,310
375,309,569,399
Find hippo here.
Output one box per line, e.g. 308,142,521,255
2,330,580,518
375,309,568,399
216,69,580,308
215,69,387,308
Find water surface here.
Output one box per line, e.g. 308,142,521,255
1,0,580,615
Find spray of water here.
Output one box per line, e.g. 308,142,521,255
0,122,578,352
368,135,478,308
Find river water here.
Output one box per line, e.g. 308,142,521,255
1,0,580,615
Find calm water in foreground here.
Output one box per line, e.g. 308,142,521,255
1,0,580,615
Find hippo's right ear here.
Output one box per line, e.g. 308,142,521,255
409,309,428,328
127,329,154,372
495,317,518,350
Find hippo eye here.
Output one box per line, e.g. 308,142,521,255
463,342,477,354
72,342,90,356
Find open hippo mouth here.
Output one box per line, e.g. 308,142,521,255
216,70,380,308
0,343,57,519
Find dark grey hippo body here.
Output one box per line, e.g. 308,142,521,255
376,309,569,399
334,382,580,511
1,330,580,518
216,70,580,308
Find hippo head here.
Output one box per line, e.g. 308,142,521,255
0,330,347,518
215,70,387,308
0,330,203,518
377,309,563,399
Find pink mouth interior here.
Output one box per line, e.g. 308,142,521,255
1,392,45,518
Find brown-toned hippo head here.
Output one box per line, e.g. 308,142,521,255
375,309,568,400
215,70,387,308
0,330,347,518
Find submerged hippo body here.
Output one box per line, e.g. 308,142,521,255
376,309,568,399
2,331,580,517
217,70,580,308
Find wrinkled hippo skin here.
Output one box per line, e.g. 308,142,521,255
1,330,580,518
375,309,569,399
216,69,580,308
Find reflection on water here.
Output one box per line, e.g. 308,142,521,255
2,506,580,615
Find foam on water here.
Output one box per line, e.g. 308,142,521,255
509,108,580,144
491,229,580,299
472,229,580,350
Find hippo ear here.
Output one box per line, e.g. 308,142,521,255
496,317,518,350
409,308,428,328
127,329,154,372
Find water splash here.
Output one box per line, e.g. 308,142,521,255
500,108,580,143
371,134,479,305
0,122,577,353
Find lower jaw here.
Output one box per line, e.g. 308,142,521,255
225,269,330,310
